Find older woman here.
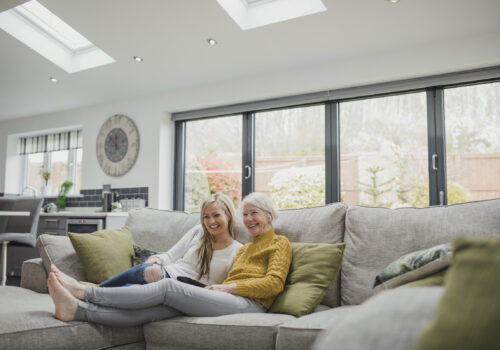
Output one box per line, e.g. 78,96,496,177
47,192,292,327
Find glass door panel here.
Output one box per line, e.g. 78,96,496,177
254,105,325,209
444,82,500,203
340,92,428,207
184,115,242,212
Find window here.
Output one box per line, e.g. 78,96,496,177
173,67,500,211
340,93,429,208
444,82,500,203
184,116,242,212
20,130,82,196
255,105,325,209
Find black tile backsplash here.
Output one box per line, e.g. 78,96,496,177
44,186,149,208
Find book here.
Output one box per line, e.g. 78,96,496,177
177,276,207,288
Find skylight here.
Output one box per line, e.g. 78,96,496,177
0,0,114,73
217,0,326,30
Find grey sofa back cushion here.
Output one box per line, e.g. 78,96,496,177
126,208,200,252
341,198,500,306
37,234,86,281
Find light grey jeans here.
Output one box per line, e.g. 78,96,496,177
74,278,266,327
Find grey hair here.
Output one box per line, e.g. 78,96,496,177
241,192,279,222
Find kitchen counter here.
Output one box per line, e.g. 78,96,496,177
40,209,128,218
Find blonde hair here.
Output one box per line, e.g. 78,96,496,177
197,193,236,279
241,192,278,223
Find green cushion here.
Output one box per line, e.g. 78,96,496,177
68,226,135,283
269,242,345,317
415,236,500,350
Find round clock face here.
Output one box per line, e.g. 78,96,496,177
96,114,139,176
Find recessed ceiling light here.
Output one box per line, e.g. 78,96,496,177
133,56,143,62
207,38,217,46
388,0,400,3
49,77,57,83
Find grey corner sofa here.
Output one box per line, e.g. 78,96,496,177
1,198,500,350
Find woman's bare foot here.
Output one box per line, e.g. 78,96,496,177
47,272,78,322
50,264,86,300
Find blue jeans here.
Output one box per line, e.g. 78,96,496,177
99,263,170,287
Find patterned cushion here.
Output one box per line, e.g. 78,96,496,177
133,244,158,265
374,243,452,287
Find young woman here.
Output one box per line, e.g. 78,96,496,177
48,192,292,327
92,193,242,288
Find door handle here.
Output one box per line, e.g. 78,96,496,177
432,154,438,170
244,165,252,180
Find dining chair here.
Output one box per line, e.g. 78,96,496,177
0,197,43,286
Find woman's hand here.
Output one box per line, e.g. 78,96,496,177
205,283,237,294
145,256,161,264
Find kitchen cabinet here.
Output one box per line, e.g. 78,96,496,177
37,216,67,236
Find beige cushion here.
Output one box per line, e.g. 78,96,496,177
341,198,500,305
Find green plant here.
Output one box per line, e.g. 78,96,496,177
406,179,470,207
39,167,51,184
356,166,394,207
269,166,325,209
56,181,73,211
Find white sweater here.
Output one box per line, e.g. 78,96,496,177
153,224,242,285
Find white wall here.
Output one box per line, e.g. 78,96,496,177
0,96,173,208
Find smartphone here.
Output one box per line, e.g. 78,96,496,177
177,276,207,288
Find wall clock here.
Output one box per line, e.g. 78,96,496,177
96,114,140,176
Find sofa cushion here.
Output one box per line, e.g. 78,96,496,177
37,234,86,282
144,313,294,350
313,287,444,350
341,198,500,305
20,258,48,293
0,286,143,350
68,227,135,283
269,242,345,316
415,236,500,350
276,305,357,350
272,203,347,308
125,208,200,252
372,244,451,292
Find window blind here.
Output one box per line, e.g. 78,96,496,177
18,130,82,155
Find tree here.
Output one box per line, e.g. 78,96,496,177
356,166,394,207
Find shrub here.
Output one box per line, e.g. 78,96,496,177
269,166,325,209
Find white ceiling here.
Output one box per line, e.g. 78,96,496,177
1,0,499,121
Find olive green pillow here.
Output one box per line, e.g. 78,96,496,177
68,226,135,283
269,242,345,317
415,236,500,350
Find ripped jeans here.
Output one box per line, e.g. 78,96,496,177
99,263,170,287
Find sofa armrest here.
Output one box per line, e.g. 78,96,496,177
20,258,48,293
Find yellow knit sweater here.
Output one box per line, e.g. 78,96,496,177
223,228,292,309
